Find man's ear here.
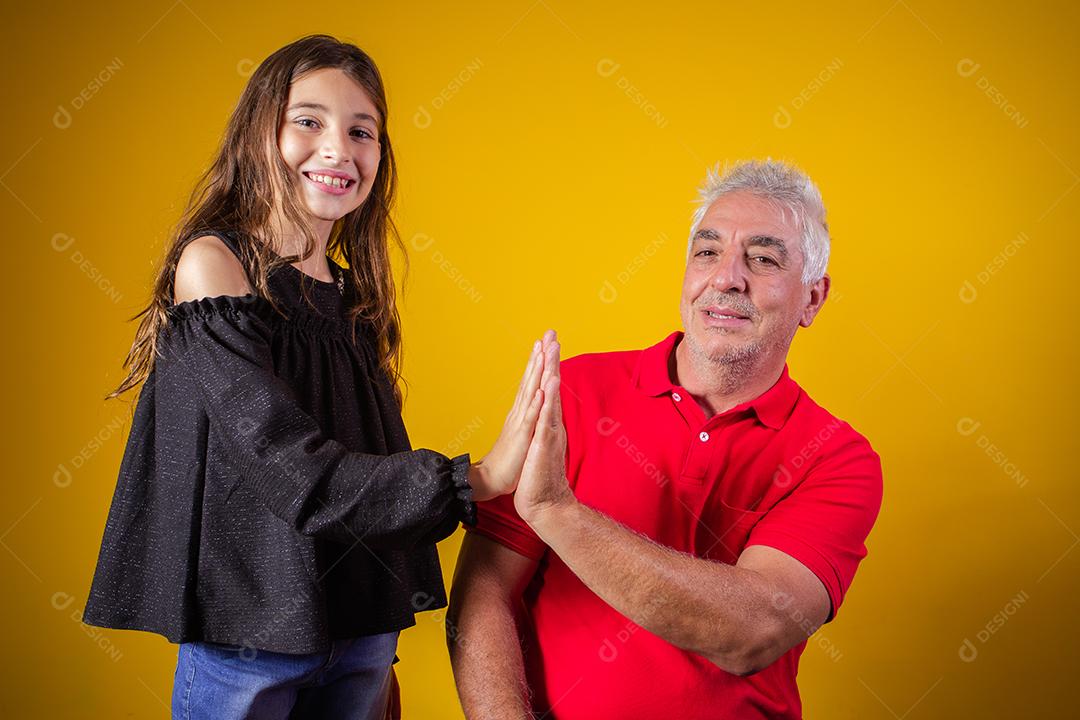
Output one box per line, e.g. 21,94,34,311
799,274,830,328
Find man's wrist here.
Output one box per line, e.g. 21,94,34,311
522,493,581,539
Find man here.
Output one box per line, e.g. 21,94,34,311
448,160,882,719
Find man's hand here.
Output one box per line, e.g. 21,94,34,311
468,331,552,502
514,332,577,525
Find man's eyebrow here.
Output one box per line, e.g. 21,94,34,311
747,235,789,259
693,229,789,257
286,102,380,124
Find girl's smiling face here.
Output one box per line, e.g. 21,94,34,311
277,67,382,228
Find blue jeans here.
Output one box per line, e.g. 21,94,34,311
171,633,399,720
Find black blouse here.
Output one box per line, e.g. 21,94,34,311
84,229,475,654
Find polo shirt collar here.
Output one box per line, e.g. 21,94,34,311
633,331,800,430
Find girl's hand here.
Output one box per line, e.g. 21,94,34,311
514,336,575,525
468,331,555,501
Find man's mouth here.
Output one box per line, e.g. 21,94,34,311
703,304,752,320
700,305,753,327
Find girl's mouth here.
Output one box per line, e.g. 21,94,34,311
303,171,355,195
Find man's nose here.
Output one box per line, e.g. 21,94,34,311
708,251,749,293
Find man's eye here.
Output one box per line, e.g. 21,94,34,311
751,256,777,266
695,250,715,257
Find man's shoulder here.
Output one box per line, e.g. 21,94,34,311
788,384,880,468
562,346,643,384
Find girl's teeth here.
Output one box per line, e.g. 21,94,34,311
308,173,349,188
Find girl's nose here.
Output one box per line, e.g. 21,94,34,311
320,130,351,162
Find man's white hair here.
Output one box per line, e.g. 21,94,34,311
688,159,830,284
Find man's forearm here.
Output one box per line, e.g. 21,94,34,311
448,588,532,719
527,500,779,673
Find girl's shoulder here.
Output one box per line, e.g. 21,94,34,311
184,228,244,258
174,231,253,305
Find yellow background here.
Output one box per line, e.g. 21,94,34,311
3,0,1077,717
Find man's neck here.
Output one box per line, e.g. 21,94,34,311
672,337,785,419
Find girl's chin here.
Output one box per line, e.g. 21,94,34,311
303,199,365,222
302,190,370,215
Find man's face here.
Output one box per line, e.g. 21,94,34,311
679,190,828,371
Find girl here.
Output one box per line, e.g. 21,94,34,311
85,35,550,719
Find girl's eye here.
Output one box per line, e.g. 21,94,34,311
294,118,374,141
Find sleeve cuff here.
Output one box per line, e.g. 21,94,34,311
447,453,477,527
746,527,844,622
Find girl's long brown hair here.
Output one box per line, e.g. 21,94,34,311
107,34,406,402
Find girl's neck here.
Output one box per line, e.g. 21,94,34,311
269,217,335,282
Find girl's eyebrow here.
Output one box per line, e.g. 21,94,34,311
287,102,380,125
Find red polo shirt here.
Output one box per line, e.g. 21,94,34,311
472,332,882,719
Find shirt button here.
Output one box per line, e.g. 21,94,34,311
672,392,682,402
699,431,710,442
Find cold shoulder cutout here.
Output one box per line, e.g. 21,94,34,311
173,233,253,303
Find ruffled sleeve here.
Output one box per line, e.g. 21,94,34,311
160,293,475,548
